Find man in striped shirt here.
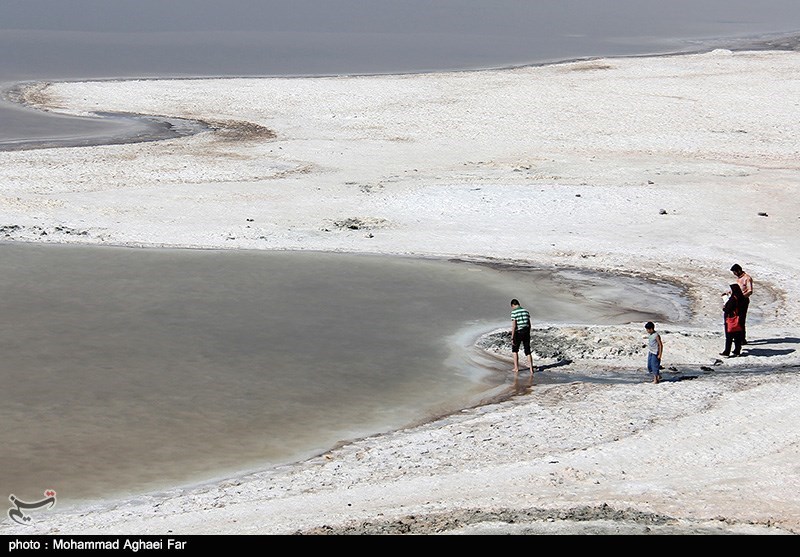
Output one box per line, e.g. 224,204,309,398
510,299,535,375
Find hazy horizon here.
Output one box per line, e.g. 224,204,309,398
2,1,799,81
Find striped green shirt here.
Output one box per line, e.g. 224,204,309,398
511,306,531,329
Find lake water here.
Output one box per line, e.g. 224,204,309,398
0,243,685,507
0,1,796,508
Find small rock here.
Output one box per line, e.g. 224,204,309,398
659,209,668,215
758,212,768,217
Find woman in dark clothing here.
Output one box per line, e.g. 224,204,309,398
721,283,745,357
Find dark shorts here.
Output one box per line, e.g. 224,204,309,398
512,327,531,355
647,353,661,375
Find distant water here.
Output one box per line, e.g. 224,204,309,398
1,0,800,145
0,244,685,507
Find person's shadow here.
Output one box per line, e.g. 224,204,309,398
743,336,798,358
538,359,573,372
662,374,699,382
745,336,800,345
745,347,796,357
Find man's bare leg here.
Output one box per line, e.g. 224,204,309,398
527,354,535,375
513,352,520,373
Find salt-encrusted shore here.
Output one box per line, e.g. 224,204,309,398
1,47,799,534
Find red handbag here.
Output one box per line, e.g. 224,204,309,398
726,313,743,333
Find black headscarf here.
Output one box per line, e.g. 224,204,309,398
724,283,744,316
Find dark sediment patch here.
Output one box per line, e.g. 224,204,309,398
293,503,793,535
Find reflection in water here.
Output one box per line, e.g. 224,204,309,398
0,243,684,507
512,372,534,395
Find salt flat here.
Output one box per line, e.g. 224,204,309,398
1,48,799,534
